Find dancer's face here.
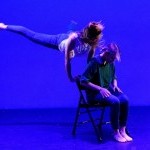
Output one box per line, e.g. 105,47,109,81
103,51,116,63
86,34,101,45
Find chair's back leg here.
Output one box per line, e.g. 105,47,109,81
72,97,82,135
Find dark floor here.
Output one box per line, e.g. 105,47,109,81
0,106,149,150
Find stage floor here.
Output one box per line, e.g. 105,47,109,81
0,106,149,150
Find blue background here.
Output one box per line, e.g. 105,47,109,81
0,0,150,108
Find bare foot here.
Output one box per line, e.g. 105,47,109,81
114,132,127,143
120,131,133,142
0,23,7,29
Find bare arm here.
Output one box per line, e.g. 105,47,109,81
65,54,73,82
81,81,102,91
81,82,111,98
64,34,77,82
87,46,95,63
112,79,123,93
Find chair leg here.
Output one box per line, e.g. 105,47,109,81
72,103,81,135
96,107,106,139
98,107,105,128
86,107,103,141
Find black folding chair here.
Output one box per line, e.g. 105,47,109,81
72,76,110,141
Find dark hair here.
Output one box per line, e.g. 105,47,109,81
101,43,121,61
81,22,104,46
86,22,102,39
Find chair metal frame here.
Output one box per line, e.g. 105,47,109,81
72,77,110,141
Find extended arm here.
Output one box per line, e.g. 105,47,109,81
64,34,76,82
87,46,95,63
0,23,58,49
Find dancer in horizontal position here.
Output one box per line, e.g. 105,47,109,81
0,22,104,81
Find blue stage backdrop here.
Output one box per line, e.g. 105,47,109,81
0,0,150,108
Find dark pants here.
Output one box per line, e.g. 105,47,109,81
94,89,129,129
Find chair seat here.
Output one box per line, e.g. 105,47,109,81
80,102,108,107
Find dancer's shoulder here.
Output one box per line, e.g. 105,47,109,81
68,32,78,40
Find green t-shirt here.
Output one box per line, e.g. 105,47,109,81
80,55,116,100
